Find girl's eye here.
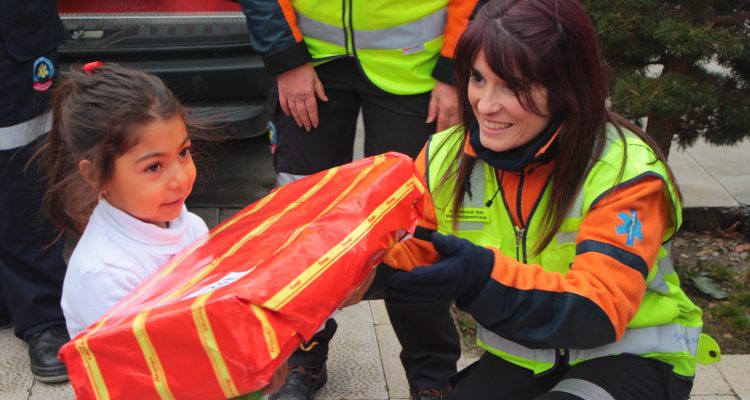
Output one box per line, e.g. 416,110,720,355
145,163,162,173
178,147,191,159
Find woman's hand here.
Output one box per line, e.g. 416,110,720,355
386,232,494,306
276,63,328,131
426,81,459,132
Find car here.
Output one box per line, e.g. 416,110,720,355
57,0,275,209
58,0,271,139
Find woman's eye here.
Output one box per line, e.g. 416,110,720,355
469,70,485,84
145,163,162,173
179,147,191,159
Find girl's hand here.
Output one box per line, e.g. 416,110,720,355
340,267,377,308
263,361,288,395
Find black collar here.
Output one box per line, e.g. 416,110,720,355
468,114,563,172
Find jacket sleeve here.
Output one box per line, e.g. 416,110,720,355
383,146,440,271
239,0,311,76
432,0,485,83
462,176,668,349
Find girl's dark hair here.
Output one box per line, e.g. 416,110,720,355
38,63,185,236
448,0,678,254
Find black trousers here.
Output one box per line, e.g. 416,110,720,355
447,352,693,400
0,139,67,340
269,57,439,176
269,58,461,390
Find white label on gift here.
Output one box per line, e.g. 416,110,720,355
182,270,251,300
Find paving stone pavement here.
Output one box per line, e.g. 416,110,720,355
1,138,748,399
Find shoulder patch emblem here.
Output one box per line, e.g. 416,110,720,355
616,209,643,246
32,57,55,92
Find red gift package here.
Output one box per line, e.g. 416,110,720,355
59,152,426,400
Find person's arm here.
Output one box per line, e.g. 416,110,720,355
67,263,144,334
383,146,440,271
239,0,309,75
238,0,327,131
463,176,668,349
427,0,483,131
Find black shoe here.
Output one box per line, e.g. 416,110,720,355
267,364,327,400
27,325,70,383
411,387,450,400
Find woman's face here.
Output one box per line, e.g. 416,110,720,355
468,50,551,152
102,115,196,228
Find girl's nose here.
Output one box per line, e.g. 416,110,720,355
169,164,189,190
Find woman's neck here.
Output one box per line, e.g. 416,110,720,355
469,114,563,172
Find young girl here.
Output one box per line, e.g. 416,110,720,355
384,0,717,399
39,63,208,338
41,63,288,395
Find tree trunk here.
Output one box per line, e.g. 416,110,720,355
647,55,693,159
646,113,676,159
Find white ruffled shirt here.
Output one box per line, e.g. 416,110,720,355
61,199,208,338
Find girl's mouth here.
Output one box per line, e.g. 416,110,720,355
162,198,183,208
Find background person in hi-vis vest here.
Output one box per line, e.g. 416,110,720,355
240,1,485,399
0,0,70,384
384,0,721,399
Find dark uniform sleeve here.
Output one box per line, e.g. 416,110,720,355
238,0,312,76
0,0,65,126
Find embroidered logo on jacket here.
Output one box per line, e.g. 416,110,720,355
616,209,643,246
32,57,55,92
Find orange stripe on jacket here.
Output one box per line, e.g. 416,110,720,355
500,162,555,227
278,0,303,42
442,0,481,58
489,177,668,338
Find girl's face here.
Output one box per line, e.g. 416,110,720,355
468,50,551,152
103,115,196,228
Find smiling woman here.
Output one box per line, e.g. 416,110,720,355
467,50,550,153
381,0,719,399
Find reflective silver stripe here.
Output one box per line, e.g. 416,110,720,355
296,11,346,47
477,327,557,365
567,186,586,220
355,8,446,50
479,323,701,368
0,112,52,150
276,172,308,187
456,160,486,231
556,231,578,245
646,243,674,294
296,8,446,50
569,324,702,363
550,378,616,400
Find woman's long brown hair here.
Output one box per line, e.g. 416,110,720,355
445,0,678,255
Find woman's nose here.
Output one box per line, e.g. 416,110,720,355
477,90,502,115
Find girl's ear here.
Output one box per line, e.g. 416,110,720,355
78,159,99,190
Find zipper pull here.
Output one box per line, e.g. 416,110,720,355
514,226,525,247
514,226,525,260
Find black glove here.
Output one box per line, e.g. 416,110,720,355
386,232,494,306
